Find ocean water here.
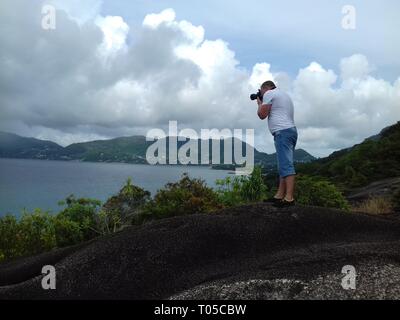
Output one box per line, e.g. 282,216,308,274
0,158,232,217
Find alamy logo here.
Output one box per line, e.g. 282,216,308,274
342,5,356,30
41,5,56,30
146,121,255,175
41,265,56,290
341,265,356,290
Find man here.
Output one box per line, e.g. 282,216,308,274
256,80,298,207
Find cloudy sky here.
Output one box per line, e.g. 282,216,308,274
0,0,399,157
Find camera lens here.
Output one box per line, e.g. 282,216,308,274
250,94,258,100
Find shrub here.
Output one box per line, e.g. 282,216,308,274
0,196,105,262
57,194,102,241
17,209,57,257
140,173,222,222
216,166,268,207
53,214,83,247
0,214,20,262
344,165,368,188
239,166,269,202
295,175,350,210
101,177,151,228
95,209,123,235
215,176,244,207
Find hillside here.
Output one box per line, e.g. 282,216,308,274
297,121,400,190
0,131,64,159
0,132,315,169
1,203,400,299
63,135,150,164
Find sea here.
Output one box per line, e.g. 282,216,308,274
0,158,232,217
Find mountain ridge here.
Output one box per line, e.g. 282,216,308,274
0,131,315,169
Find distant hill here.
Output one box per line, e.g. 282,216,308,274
297,121,400,190
258,148,315,168
63,136,150,164
0,131,64,159
0,132,315,169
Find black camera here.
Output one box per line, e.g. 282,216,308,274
250,89,263,101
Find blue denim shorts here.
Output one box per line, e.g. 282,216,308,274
273,127,298,178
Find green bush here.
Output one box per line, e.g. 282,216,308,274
0,185,151,262
102,177,151,228
0,196,104,262
215,176,244,207
0,214,20,262
57,194,101,241
295,175,350,210
139,173,222,222
53,214,83,247
95,209,123,235
0,209,58,262
344,165,368,188
18,209,57,257
216,166,268,207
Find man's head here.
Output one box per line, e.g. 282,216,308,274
260,80,277,95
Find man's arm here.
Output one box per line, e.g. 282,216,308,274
257,97,271,120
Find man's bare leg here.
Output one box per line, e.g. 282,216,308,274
284,175,296,201
275,178,286,199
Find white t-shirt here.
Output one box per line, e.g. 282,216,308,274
262,88,296,135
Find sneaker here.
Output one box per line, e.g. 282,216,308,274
273,198,296,208
263,196,284,204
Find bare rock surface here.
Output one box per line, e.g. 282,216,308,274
1,203,400,300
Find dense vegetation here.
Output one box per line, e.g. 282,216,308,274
0,167,349,262
296,121,400,191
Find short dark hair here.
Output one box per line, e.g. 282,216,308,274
261,81,276,90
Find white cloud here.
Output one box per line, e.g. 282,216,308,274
142,8,176,29
0,3,399,158
291,55,400,156
248,63,274,90
95,16,129,56
340,54,373,81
